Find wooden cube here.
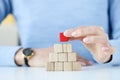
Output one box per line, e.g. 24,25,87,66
64,62,73,71
67,44,72,52
72,62,81,71
55,62,63,71
54,44,63,53
58,53,67,62
68,52,77,61
46,62,55,71
49,53,58,62
62,44,67,52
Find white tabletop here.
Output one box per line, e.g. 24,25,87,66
0,64,120,80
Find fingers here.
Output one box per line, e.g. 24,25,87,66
82,34,115,55
77,58,94,66
82,34,109,52
102,46,115,55
64,28,75,37
83,35,108,44
69,37,84,41
76,55,94,66
92,46,115,63
64,26,104,38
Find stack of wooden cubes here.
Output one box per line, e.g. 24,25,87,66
46,44,81,71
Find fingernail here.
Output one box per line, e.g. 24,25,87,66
83,38,89,43
88,61,94,65
64,30,68,36
72,32,77,36
81,62,86,66
102,47,109,51
64,30,69,36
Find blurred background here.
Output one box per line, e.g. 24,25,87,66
0,14,18,46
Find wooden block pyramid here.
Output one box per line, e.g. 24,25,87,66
46,44,81,71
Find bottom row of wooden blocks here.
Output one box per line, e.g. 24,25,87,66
46,62,81,71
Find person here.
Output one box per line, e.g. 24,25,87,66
0,0,119,67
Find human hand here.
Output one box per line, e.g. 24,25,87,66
28,47,53,67
64,26,115,63
15,47,93,67
77,54,93,66
28,48,93,67
14,47,53,67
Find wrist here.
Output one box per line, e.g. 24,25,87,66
14,48,24,66
23,48,34,67
93,53,112,64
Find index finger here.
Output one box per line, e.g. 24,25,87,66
64,26,104,38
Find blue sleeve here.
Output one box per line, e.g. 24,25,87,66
0,46,21,66
107,0,120,65
0,0,12,22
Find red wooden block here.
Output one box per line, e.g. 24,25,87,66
60,32,69,42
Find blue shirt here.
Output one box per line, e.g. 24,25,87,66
0,0,120,66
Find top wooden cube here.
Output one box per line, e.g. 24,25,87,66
54,44,72,53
